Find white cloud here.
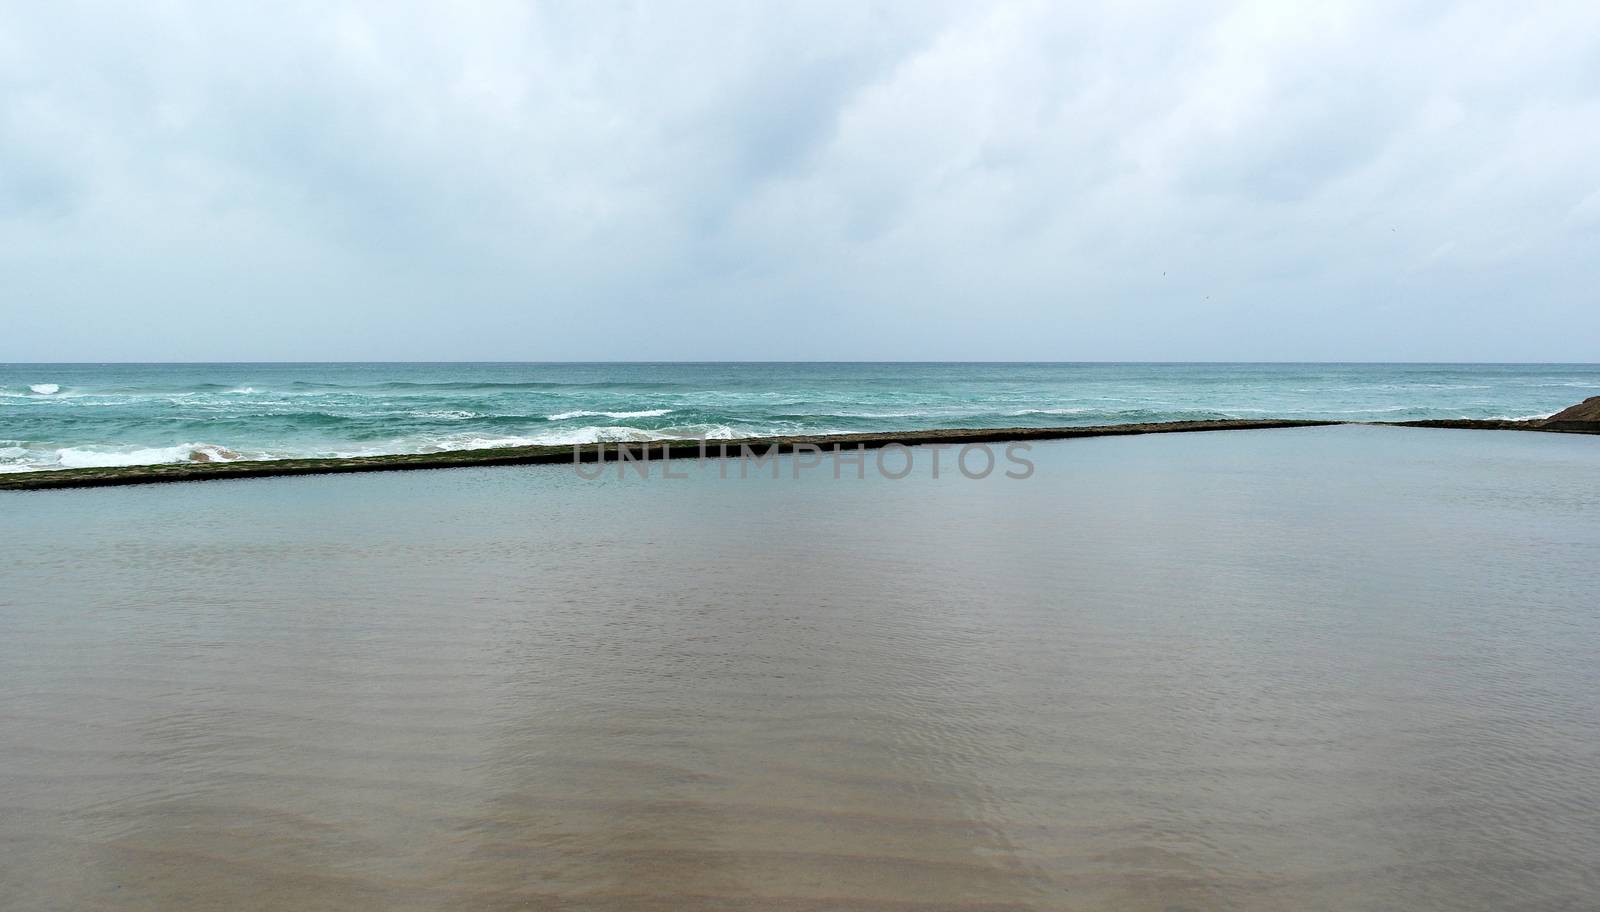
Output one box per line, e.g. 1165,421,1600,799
1,0,1596,360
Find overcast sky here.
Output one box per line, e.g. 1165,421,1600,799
2,1,1597,361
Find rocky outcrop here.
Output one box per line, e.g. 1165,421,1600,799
1543,395,1600,430
1396,394,1600,435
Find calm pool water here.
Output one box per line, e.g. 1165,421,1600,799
2,425,1597,910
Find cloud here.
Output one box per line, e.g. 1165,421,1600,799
1,0,1597,360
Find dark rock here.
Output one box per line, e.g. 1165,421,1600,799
1544,395,1600,426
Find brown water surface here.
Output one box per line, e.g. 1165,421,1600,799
3,426,1597,910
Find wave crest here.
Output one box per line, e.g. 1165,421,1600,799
52,443,248,470
546,408,673,421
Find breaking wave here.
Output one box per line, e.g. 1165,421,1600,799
0,443,251,472
546,408,674,421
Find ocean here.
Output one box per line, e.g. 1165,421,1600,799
1,362,1596,473
4,425,1597,909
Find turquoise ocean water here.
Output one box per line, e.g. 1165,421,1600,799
2,362,1595,472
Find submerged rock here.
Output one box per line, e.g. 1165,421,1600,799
189,446,241,463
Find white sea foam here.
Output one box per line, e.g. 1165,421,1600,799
546,408,673,421
30,383,60,395
53,443,248,469
374,422,734,455
671,424,737,440
495,426,659,446
0,444,29,467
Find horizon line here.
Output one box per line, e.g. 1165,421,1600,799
5,360,1600,367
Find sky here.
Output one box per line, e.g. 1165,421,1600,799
2,1,1597,362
